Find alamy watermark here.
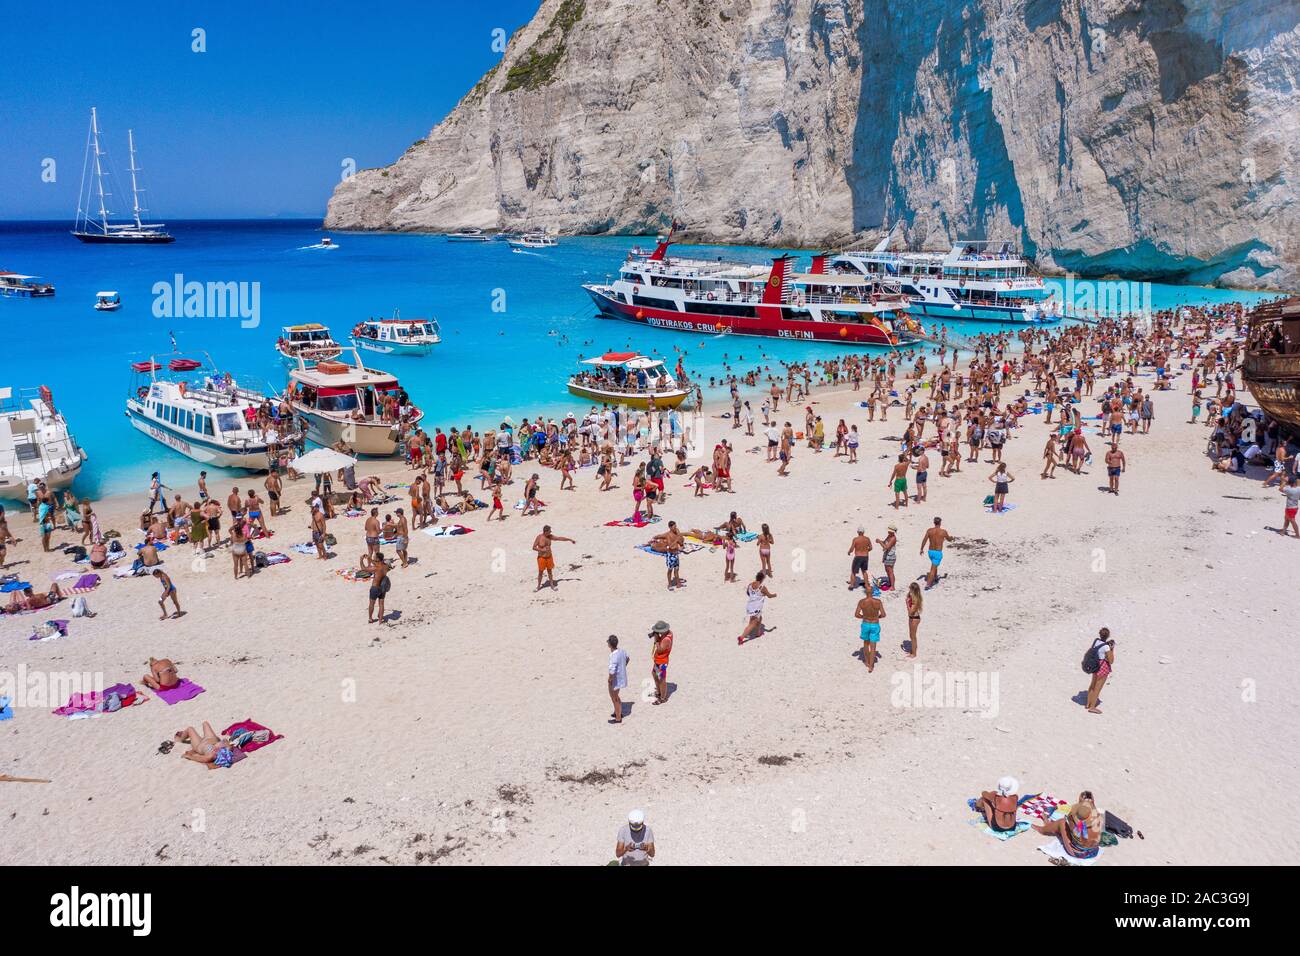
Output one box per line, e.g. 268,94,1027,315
890,663,1000,718
1042,274,1153,322
152,273,260,328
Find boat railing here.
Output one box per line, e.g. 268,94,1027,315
0,435,81,474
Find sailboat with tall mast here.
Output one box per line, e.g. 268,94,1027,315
72,107,174,244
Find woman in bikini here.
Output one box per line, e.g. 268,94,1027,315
142,657,181,691
905,582,923,657
175,722,234,770
1033,795,1104,859
756,524,774,577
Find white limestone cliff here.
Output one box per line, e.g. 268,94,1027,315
325,0,1299,289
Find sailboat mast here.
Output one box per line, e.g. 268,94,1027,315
90,107,110,234
127,128,144,229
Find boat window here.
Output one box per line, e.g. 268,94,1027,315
154,403,163,418
215,411,243,433
631,294,679,311
201,416,214,436
395,326,408,337
317,392,359,413
186,411,195,431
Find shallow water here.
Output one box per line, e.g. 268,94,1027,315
0,219,1280,499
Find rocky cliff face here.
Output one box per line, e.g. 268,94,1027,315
326,0,1299,289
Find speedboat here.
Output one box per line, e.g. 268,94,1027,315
304,237,339,250
567,353,690,409
282,347,423,456
125,353,277,468
351,312,441,356
0,386,87,499
275,323,343,366
0,272,56,297
94,291,121,311
446,230,491,242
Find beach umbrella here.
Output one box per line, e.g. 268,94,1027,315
289,447,357,474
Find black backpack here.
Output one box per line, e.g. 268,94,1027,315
1081,640,1107,674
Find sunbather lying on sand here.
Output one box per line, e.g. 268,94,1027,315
175,722,235,770
5,583,63,613
142,657,181,691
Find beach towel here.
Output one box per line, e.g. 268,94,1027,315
983,503,1019,514
604,516,661,528
514,499,547,510
1017,794,1068,823
0,695,12,721
424,525,475,538
334,567,373,583
637,542,704,557
730,530,758,542
1037,841,1102,866
71,573,100,592
28,619,70,642
1,581,31,593
264,552,291,566
51,570,80,582
156,679,205,706
291,543,317,555
135,542,168,551
53,683,139,717
221,719,282,754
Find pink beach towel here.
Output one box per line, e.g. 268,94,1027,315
156,679,205,705
222,719,282,753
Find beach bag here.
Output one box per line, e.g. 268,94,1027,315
109,539,124,553
1081,640,1104,674
71,595,89,618
66,545,87,561
324,533,338,547
1105,810,1134,839
254,551,269,569
380,575,391,595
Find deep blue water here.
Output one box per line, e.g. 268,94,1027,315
0,219,1281,499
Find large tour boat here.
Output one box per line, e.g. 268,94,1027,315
568,353,690,409
583,227,919,346
0,272,56,297
275,323,343,366
125,354,275,469
0,386,87,499
72,107,174,244
351,313,441,356
831,235,1058,324
283,348,422,456
1243,295,1300,435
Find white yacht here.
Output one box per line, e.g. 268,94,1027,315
446,229,491,242
71,107,174,244
0,386,87,499
125,354,275,468
832,235,1059,324
507,232,558,250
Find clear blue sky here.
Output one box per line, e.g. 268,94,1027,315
0,0,541,220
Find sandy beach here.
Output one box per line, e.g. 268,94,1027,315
3,342,1298,866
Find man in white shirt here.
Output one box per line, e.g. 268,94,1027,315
607,635,629,724
615,809,655,865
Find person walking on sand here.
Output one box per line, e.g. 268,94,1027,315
607,634,629,723
152,568,181,621
1083,627,1115,714
920,517,953,590
988,463,1014,512
650,620,673,704
905,581,923,657
889,454,909,509
854,587,885,672
847,527,872,590
533,525,575,591
1041,433,1060,479
367,551,392,623
1104,442,1126,495
739,570,776,645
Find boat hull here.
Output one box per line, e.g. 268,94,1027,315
293,409,407,456
585,287,908,346
126,405,270,469
72,231,174,244
567,383,688,409
1244,351,1300,434
1,287,55,298
906,300,1055,324
353,338,437,357
0,458,84,499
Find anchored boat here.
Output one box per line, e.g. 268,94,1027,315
568,353,690,409
351,313,441,356
0,386,87,499
0,272,56,297
94,291,121,311
508,232,558,250
71,107,174,244
446,229,491,242
275,323,343,366
125,353,275,469
282,348,422,456
582,223,918,346
1243,296,1300,435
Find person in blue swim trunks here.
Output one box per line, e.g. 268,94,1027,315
854,591,885,672
920,516,953,590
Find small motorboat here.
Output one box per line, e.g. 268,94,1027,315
507,232,558,251
446,230,491,242
304,237,338,250
94,291,121,311
275,323,344,366
567,353,690,409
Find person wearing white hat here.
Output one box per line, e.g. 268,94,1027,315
973,776,1021,833
615,809,655,865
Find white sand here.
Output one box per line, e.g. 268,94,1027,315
3,356,1298,865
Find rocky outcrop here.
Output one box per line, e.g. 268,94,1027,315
325,0,1299,289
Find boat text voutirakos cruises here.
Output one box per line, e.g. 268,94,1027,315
583,229,922,347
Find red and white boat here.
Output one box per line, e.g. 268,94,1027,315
583,227,922,346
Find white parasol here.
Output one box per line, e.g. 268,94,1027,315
289,447,357,474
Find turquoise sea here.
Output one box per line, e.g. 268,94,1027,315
0,219,1282,499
